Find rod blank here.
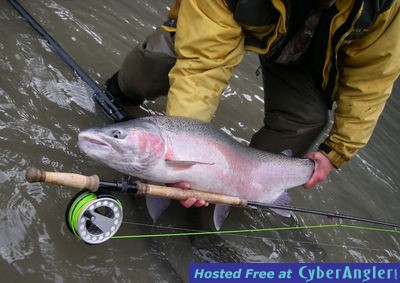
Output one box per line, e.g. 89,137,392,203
9,0,127,122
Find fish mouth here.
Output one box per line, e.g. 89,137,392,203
78,133,111,150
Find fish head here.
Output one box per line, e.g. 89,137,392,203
78,119,165,175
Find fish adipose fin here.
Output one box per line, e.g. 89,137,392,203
213,204,231,230
280,149,293,157
146,196,171,223
270,191,292,218
165,159,214,170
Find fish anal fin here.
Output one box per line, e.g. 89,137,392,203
213,204,231,230
270,191,292,218
146,196,171,223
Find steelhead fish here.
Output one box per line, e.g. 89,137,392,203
78,116,314,229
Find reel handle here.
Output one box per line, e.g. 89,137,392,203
25,167,100,192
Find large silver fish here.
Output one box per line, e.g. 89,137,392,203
78,116,314,229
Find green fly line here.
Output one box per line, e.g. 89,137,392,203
110,221,399,252
67,191,123,239
112,223,399,239
67,192,98,237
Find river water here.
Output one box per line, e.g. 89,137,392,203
1,0,399,282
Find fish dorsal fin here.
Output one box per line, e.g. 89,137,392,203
146,196,171,223
213,204,231,230
270,191,292,218
165,159,214,170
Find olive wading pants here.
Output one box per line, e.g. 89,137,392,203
113,28,329,156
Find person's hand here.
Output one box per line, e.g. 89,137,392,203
303,151,334,189
167,181,209,208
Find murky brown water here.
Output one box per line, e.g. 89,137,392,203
1,0,399,282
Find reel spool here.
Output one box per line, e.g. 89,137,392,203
66,190,123,244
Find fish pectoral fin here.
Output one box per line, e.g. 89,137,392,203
213,204,231,231
165,159,214,170
270,191,292,218
146,196,171,223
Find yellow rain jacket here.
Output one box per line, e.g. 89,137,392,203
162,0,400,167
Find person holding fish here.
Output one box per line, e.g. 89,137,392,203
105,0,400,207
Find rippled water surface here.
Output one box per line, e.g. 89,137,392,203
1,1,399,282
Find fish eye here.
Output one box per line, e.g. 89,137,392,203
111,130,122,139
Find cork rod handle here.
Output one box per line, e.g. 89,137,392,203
135,182,247,206
25,167,100,192
25,167,248,206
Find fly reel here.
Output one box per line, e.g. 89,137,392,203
66,190,123,244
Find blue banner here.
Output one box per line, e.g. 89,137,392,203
189,263,399,283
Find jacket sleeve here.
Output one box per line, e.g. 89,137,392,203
165,0,245,122
322,3,400,167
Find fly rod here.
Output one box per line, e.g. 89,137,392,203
26,167,400,229
9,0,128,122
